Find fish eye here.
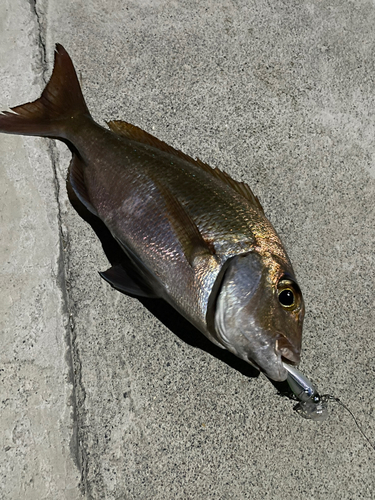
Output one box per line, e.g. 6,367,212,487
277,278,301,310
278,288,295,307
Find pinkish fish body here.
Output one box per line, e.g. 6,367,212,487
0,45,304,381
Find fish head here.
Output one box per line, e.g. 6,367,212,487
214,251,304,381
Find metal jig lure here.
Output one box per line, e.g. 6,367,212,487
282,362,375,451
282,362,328,421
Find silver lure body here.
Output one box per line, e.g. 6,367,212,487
282,362,328,421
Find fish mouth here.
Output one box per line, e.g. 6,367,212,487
270,337,300,381
247,336,300,382
248,354,287,382
275,338,300,366
247,348,287,382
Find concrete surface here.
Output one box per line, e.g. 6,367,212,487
1,1,374,499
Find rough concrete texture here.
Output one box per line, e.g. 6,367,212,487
0,2,81,499
1,1,374,499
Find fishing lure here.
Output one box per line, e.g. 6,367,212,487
282,362,375,451
282,362,328,421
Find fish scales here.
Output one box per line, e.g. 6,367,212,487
0,45,305,381
71,119,279,335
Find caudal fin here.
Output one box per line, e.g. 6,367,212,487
0,44,90,139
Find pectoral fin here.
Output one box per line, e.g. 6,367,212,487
151,177,215,267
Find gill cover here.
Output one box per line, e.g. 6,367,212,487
214,252,304,382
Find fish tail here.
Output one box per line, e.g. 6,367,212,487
0,44,90,139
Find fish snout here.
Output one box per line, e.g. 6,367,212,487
275,336,301,365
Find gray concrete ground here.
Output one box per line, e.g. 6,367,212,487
1,1,374,499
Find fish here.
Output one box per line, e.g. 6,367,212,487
0,44,305,382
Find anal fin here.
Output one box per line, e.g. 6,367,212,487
99,264,158,298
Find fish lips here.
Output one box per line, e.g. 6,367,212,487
246,332,301,382
240,314,302,382
217,320,296,382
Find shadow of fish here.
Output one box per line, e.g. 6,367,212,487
0,44,304,382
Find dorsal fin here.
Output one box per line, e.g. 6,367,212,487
107,120,264,213
205,166,264,213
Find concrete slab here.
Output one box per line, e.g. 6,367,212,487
1,1,374,499
0,1,82,499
